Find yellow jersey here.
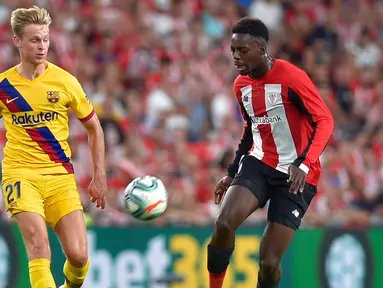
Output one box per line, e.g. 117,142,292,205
0,62,94,174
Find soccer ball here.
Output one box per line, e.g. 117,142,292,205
124,176,168,220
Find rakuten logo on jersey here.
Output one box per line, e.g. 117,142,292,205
252,115,283,125
12,112,59,127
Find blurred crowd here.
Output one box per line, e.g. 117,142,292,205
0,0,383,228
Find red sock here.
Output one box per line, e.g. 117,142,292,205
209,269,227,288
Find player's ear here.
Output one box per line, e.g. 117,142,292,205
13,35,21,48
260,44,266,55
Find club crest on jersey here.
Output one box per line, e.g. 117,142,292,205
47,91,60,104
267,92,279,106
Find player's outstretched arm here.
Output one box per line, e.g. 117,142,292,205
82,114,107,209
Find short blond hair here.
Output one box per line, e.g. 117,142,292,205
11,5,52,37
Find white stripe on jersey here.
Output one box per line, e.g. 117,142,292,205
264,84,297,173
240,85,264,160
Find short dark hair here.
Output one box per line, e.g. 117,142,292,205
232,17,269,42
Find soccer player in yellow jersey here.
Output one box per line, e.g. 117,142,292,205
0,6,107,288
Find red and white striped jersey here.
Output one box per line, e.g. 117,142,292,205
228,59,334,186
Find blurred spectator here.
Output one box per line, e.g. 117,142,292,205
248,0,283,32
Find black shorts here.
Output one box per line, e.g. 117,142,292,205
231,155,317,230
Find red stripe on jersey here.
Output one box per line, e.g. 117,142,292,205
79,109,95,122
26,128,74,174
61,162,74,174
252,85,278,167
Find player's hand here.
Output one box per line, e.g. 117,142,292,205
287,165,307,194
88,172,107,209
214,176,233,205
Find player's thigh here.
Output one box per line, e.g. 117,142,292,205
44,174,88,264
268,182,317,230
230,155,271,208
43,174,83,229
218,155,269,228
14,212,50,260
217,185,260,230
1,172,45,220
260,179,317,263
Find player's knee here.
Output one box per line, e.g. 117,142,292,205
15,212,50,259
259,253,281,269
214,217,235,238
259,258,282,281
25,231,50,259
66,242,88,267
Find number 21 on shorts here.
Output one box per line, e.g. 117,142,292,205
5,181,21,205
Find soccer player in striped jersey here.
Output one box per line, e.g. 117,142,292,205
207,17,334,288
0,6,106,288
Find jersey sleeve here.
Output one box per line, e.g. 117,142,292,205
288,69,334,172
227,79,254,178
68,77,95,122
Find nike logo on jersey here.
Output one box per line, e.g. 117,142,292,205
6,97,18,104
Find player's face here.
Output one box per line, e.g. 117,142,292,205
230,33,263,75
13,24,50,65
